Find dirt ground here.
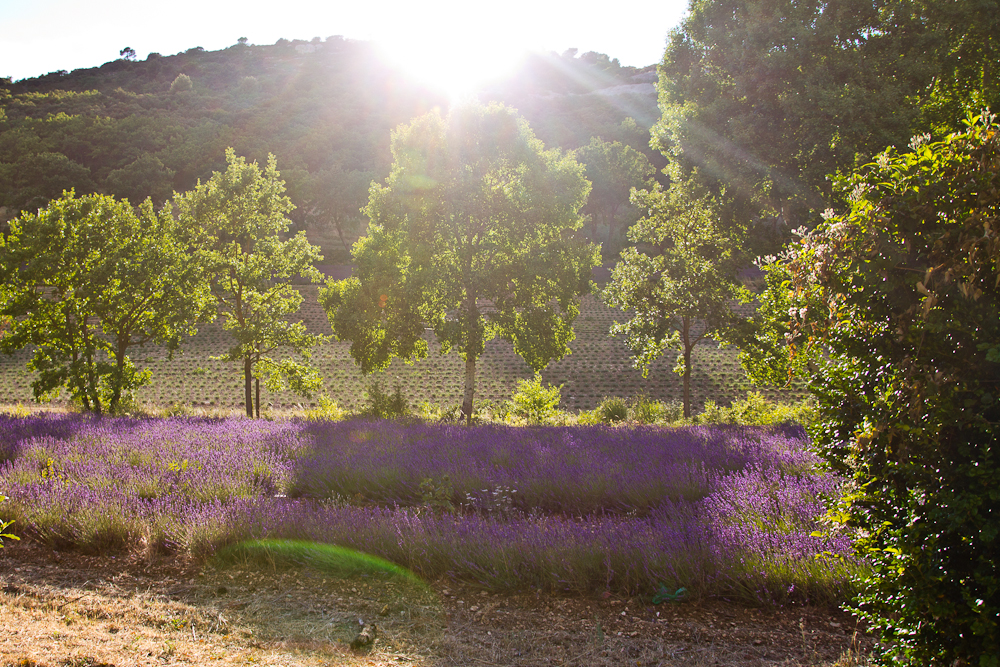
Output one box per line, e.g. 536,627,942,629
0,542,872,667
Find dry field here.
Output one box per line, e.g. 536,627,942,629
0,289,806,415
1,542,870,667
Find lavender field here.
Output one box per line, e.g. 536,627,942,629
0,414,861,605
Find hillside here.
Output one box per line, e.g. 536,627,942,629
0,38,660,260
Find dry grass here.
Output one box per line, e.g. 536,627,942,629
1,542,872,667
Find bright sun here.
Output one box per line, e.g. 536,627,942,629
369,6,531,101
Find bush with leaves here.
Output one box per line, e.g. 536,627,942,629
362,378,408,420
510,374,562,424
749,116,1000,664
0,494,18,547
596,396,629,423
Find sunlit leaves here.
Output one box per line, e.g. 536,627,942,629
175,149,324,417
322,103,598,421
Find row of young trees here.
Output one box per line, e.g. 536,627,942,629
0,149,322,418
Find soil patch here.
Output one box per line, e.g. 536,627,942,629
1,542,871,666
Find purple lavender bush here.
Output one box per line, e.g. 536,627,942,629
0,414,862,603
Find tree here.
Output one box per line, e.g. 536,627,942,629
749,116,1000,664
603,176,749,418
0,191,212,413
170,73,192,94
119,47,136,62
321,103,598,423
575,137,655,251
174,148,324,418
654,0,920,239
105,153,176,205
889,0,1000,135
288,166,375,257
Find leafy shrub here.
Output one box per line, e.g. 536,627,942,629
628,395,682,424
0,494,18,547
757,117,1000,664
414,401,461,423
362,378,408,419
597,396,628,423
1,403,31,418
304,396,345,421
693,393,815,427
510,374,561,424
161,402,193,418
418,475,454,513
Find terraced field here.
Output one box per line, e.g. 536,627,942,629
0,287,806,413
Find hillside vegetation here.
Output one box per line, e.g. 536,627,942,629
0,38,659,260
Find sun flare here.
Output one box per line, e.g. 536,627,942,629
369,7,530,101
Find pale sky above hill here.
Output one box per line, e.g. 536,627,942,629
0,0,689,95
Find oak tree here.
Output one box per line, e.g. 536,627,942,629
0,191,212,413
603,176,749,418
322,103,598,423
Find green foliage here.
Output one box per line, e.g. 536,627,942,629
654,0,921,238
0,494,18,547
768,116,1000,664
692,393,814,427
597,396,629,423
629,395,681,425
362,378,409,420
510,374,562,424
733,261,812,387
175,148,325,418
303,396,346,421
603,176,750,417
575,136,655,252
418,475,454,513
322,103,599,423
0,190,212,414
170,73,192,94
161,402,195,418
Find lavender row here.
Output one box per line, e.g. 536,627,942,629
0,414,860,601
292,419,818,514
2,415,818,515
1,479,858,604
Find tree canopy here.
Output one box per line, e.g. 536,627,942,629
0,191,212,413
575,136,655,253
653,0,998,244
322,103,598,422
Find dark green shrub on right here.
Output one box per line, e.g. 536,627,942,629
751,117,1000,665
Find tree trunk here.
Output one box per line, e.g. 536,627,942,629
255,377,261,419
334,218,351,253
461,355,476,426
681,317,692,419
109,336,129,414
244,357,253,418
82,317,102,415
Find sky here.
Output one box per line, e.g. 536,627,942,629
0,0,690,93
